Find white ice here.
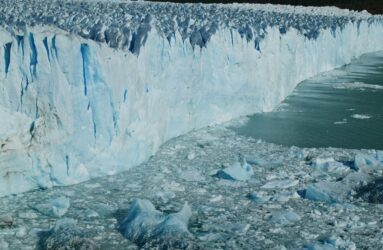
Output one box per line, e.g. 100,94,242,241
354,153,383,172
270,210,301,225
215,158,254,181
311,157,351,177
351,114,372,119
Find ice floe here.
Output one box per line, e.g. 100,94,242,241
270,210,301,225
334,119,347,125
350,114,372,119
247,192,271,204
261,179,299,189
303,181,346,203
304,235,356,250
0,214,13,228
311,157,351,177
214,156,254,181
354,153,383,172
34,196,70,218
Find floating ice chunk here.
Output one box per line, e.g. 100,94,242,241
154,190,176,203
119,199,163,244
354,153,382,172
377,151,383,162
38,218,97,250
0,239,9,249
351,114,371,119
303,181,348,203
186,152,196,160
304,185,336,203
312,157,351,177
261,179,299,189
210,195,223,202
118,199,192,247
273,191,301,203
247,192,271,204
85,210,99,218
179,170,205,182
0,214,13,227
15,227,27,238
35,196,70,218
245,156,269,166
18,212,38,219
293,149,309,160
303,243,337,250
92,203,117,217
198,232,224,242
332,82,383,90
376,150,383,163
162,181,185,192
334,119,347,125
270,210,301,225
305,236,356,250
215,158,254,181
231,223,250,235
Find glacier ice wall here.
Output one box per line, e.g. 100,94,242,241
1,1,383,196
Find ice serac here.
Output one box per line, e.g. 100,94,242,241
1,1,383,196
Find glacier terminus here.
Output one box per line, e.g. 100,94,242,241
0,0,382,196
1,1,383,249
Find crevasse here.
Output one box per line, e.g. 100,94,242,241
0,3,383,196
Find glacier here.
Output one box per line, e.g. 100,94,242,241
1,1,383,197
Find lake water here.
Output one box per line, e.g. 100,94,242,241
232,51,383,150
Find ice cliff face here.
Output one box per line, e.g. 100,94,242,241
0,1,383,196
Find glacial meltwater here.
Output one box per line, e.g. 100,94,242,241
233,51,383,150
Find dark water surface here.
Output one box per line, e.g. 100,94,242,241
232,51,383,150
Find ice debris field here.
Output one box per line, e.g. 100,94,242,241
1,125,383,249
0,0,383,249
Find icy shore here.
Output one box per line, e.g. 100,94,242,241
1,1,383,196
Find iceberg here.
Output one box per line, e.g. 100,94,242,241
270,210,301,225
1,1,383,196
34,196,71,218
303,181,347,203
118,199,193,247
215,158,254,181
311,157,352,177
354,153,383,172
